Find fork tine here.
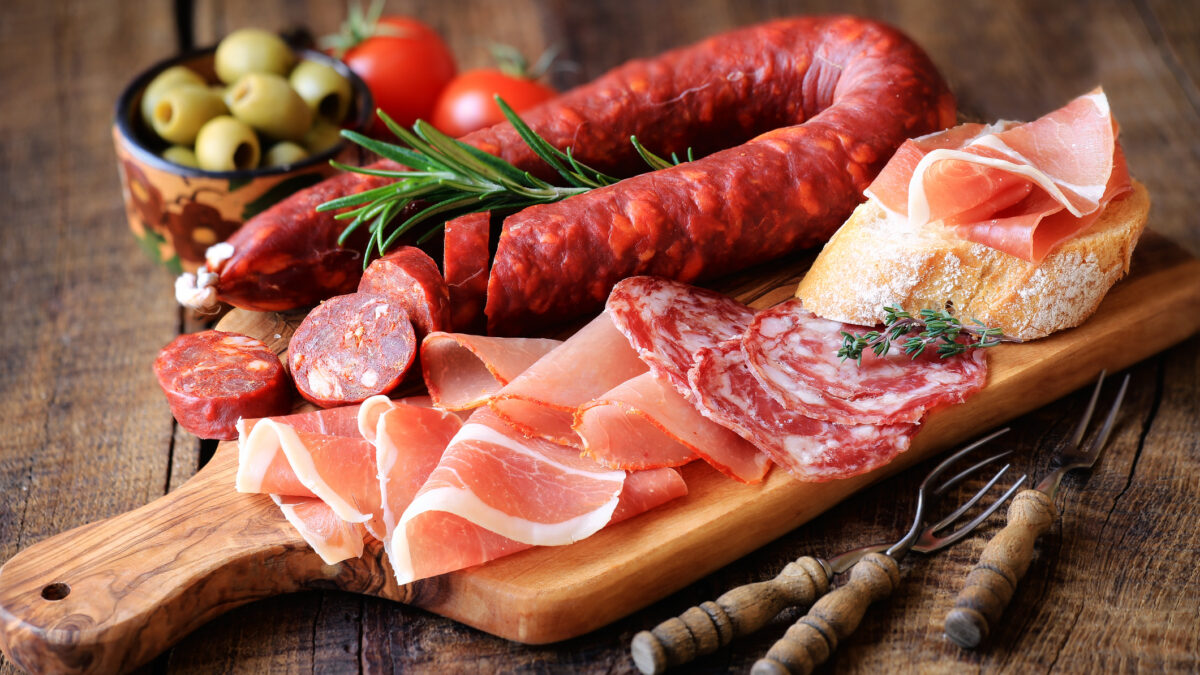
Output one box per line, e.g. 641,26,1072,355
931,474,1029,551
923,428,1012,491
1080,373,1130,461
934,451,1013,496
928,465,1013,535
1067,370,1107,449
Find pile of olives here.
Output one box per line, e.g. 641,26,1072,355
140,29,353,172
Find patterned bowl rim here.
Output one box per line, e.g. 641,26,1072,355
114,44,374,179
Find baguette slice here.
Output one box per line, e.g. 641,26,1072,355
794,181,1150,340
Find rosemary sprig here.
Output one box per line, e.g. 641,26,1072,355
319,97,689,266
837,304,1021,364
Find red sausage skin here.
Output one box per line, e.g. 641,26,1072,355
289,293,417,407
443,212,491,333
154,330,292,440
358,246,451,340
483,16,955,334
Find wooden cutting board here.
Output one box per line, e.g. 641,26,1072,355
2,232,1198,674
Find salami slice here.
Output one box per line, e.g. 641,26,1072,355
154,330,292,440
605,276,754,394
688,340,918,482
358,246,451,340
289,292,417,407
743,299,989,424
443,212,491,333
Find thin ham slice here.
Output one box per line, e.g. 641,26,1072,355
865,88,1131,262
270,495,365,564
390,407,632,583
374,402,463,541
421,333,562,411
689,340,919,482
575,372,770,483
742,300,989,425
487,312,647,445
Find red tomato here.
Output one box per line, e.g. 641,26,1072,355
340,17,456,132
431,69,557,138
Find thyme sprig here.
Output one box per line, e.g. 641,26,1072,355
318,97,687,266
837,304,1021,364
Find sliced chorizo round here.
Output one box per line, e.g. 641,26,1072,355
358,246,451,339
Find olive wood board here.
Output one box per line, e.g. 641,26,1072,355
1,232,1198,675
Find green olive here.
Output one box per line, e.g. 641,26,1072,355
162,145,200,168
214,28,294,84
140,65,206,129
195,116,261,171
150,84,229,145
303,119,344,155
263,141,309,167
227,72,312,141
288,60,352,123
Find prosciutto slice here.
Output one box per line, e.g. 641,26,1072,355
575,372,770,482
271,495,365,564
487,312,647,445
865,88,1131,262
421,332,562,411
390,407,646,583
742,300,988,425
690,340,919,481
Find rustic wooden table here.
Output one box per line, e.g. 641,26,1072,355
2,0,1198,672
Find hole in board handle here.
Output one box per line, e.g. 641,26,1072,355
41,583,70,601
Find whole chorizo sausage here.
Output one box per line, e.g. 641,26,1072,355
180,16,954,324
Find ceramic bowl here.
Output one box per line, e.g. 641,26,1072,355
113,46,372,274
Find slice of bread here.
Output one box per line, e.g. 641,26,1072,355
794,181,1150,340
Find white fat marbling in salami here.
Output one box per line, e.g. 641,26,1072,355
606,276,755,395
742,299,988,425
689,340,918,481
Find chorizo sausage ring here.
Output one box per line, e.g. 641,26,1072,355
180,16,955,333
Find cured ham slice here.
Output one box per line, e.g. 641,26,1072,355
742,299,988,425
487,312,647,445
270,495,365,564
865,88,1131,262
575,372,770,483
689,340,918,481
421,333,562,411
391,407,643,583
373,402,463,539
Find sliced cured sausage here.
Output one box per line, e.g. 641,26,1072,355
358,246,452,339
289,292,417,407
443,212,492,332
421,332,562,411
689,340,918,482
487,312,647,445
154,330,292,440
742,299,988,425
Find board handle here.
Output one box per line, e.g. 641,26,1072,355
0,446,402,674
630,556,829,674
943,488,1056,648
751,552,900,675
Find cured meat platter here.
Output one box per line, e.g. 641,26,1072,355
1,232,1198,675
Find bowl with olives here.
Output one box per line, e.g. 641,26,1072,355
114,29,373,274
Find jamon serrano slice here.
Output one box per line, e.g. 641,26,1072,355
742,299,988,425
689,340,918,482
575,372,770,483
421,333,562,411
866,88,1131,262
373,402,463,541
487,312,647,445
270,495,365,564
390,408,687,583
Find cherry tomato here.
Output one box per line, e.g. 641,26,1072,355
431,69,557,138
339,17,456,133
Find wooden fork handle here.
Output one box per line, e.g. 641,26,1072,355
751,552,900,675
943,488,1056,649
630,556,829,674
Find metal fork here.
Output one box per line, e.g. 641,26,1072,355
630,428,1026,675
943,371,1130,649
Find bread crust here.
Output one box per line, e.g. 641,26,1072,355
794,181,1150,340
